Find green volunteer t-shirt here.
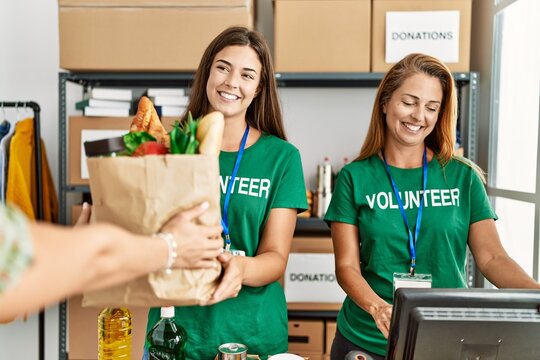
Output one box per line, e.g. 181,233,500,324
324,155,497,356
147,133,308,360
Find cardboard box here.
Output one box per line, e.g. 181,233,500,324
285,237,344,311
288,319,325,353
371,0,472,72
324,320,337,354
290,236,334,254
68,116,177,185
68,295,149,360
285,253,346,303
274,0,371,72
58,0,254,71
300,354,324,360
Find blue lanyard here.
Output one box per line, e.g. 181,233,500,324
382,147,428,275
221,125,250,251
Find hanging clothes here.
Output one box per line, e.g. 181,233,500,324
0,121,10,141
6,118,58,222
0,120,15,203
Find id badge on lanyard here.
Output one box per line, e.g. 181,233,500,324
393,272,432,293
383,148,432,294
221,125,250,257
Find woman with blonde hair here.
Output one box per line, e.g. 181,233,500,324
325,53,539,359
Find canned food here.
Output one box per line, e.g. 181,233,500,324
218,343,248,360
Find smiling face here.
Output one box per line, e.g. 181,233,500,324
205,45,262,122
383,72,443,150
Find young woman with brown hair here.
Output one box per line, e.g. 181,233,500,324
145,26,307,359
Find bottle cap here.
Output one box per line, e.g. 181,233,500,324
161,306,175,318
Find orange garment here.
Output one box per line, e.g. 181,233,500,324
6,118,58,222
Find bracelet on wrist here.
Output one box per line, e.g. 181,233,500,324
154,232,178,275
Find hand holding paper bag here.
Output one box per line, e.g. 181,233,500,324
159,202,223,270
83,98,226,307
77,200,223,270
82,154,223,307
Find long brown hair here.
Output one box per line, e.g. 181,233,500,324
358,53,456,165
186,26,286,140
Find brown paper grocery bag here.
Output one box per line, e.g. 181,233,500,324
82,154,222,307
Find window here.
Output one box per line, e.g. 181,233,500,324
489,0,540,280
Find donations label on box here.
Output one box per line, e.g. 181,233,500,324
284,253,346,303
385,10,460,64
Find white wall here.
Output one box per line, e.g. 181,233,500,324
0,0,60,359
0,0,60,185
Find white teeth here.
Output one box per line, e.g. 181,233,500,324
219,91,238,100
403,123,421,131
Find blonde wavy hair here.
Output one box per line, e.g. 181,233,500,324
357,53,485,182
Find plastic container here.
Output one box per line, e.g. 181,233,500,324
146,306,187,360
98,307,132,360
84,136,125,157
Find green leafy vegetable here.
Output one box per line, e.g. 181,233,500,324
169,121,188,154
123,131,156,156
168,112,200,154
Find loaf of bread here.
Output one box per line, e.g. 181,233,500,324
196,111,224,155
130,96,170,149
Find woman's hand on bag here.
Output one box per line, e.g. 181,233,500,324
160,202,223,269
368,301,393,338
201,252,245,305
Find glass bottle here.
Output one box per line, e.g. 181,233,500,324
98,307,132,360
146,306,187,360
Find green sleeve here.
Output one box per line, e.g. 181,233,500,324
272,148,308,212
469,169,498,224
325,167,358,225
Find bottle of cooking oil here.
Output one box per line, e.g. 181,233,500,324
146,306,187,360
98,307,132,360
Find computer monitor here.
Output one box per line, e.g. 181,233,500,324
386,288,540,360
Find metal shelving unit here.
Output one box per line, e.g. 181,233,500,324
58,71,479,359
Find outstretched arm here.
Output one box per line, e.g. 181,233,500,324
468,218,540,289
0,203,223,321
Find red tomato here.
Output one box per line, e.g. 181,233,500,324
132,142,168,157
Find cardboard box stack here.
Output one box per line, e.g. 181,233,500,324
324,321,337,359
288,319,325,360
284,236,345,311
